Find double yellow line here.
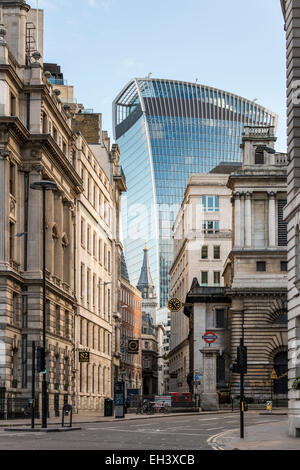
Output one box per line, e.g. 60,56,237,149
207,428,240,451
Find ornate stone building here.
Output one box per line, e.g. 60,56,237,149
141,313,159,397
0,0,82,416
0,0,126,417
73,128,126,413
281,0,300,437
169,170,234,394
174,126,288,409
224,126,288,401
120,252,143,395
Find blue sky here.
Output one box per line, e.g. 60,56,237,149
38,0,287,151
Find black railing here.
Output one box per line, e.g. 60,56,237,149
0,397,39,420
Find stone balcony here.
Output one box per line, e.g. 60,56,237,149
243,125,275,138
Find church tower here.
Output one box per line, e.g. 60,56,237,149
137,243,158,324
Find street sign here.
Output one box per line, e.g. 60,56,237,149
167,298,183,312
79,351,90,363
271,369,278,380
202,331,218,344
114,381,125,419
127,340,139,354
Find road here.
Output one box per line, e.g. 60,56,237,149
0,412,287,450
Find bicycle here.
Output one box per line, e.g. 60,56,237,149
145,401,156,415
157,402,169,414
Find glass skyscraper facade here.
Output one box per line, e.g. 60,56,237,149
113,78,278,307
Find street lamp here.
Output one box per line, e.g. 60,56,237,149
30,180,58,428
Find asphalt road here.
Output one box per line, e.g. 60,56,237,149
0,412,287,451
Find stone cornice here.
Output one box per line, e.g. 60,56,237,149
284,189,300,223
226,287,287,298
231,248,287,257
227,171,287,190
0,116,30,144
23,84,72,137
168,338,189,357
0,63,24,90
29,134,83,194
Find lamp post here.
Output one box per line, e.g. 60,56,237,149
30,180,58,428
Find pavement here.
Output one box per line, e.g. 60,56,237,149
210,412,300,451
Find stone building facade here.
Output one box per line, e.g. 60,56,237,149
0,0,82,416
224,126,288,401
169,171,233,394
281,0,300,437
120,253,143,395
141,313,158,397
74,131,126,413
0,0,126,417
172,125,288,408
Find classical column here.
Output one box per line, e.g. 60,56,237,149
200,348,219,411
46,190,54,275
27,164,43,275
245,192,252,248
234,192,241,248
54,192,63,281
268,192,276,248
0,149,9,269
241,193,245,248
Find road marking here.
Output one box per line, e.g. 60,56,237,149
92,427,210,437
207,427,226,431
207,428,239,451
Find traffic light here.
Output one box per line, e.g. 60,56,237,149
36,347,46,373
230,362,241,374
237,345,247,374
230,345,248,375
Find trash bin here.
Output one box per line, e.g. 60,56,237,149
104,398,113,417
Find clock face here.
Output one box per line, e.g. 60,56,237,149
167,298,182,312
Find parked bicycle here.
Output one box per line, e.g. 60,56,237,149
157,402,169,414
145,401,156,415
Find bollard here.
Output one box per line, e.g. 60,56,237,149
62,404,73,428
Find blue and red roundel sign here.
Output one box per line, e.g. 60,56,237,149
202,331,218,344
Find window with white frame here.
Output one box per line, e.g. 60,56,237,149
202,195,219,212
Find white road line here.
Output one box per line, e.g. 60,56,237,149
206,427,226,431
91,427,210,437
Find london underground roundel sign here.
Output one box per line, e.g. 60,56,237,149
202,331,218,344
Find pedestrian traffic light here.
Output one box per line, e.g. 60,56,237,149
36,347,46,373
237,345,247,374
230,345,248,375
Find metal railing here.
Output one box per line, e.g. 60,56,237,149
49,78,68,86
0,397,39,420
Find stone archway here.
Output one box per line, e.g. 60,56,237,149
273,349,288,397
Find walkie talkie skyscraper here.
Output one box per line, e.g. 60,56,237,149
113,78,277,307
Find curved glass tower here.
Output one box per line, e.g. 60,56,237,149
113,78,278,307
